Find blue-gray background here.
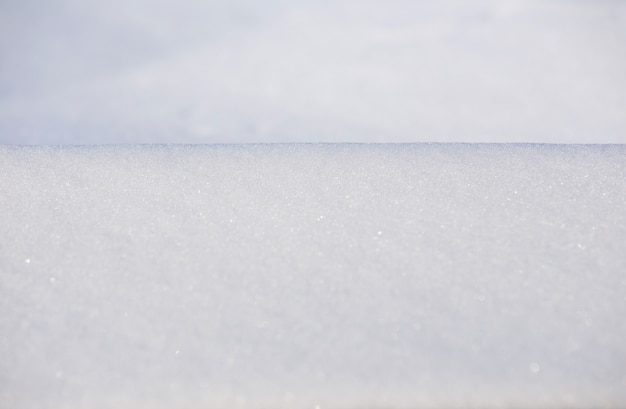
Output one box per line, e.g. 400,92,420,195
1,0,625,144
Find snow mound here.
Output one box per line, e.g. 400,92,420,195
1,144,625,408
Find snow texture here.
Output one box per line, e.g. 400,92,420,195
1,0,626,145
1,0,626,407
1,144,625,408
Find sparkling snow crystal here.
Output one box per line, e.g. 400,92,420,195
1,144,625,408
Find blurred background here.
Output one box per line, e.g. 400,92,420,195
1,0,625,145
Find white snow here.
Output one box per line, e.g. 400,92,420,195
1,0,626,407
1,0,626,144
1,144,625,408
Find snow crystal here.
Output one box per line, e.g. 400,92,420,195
1,143,625,408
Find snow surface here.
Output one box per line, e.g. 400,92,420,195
1,0,626,407
1,144,625,408
1,0,626,145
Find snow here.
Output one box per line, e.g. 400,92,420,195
1,0,626,407
1,144,625,408
1,0,626,144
